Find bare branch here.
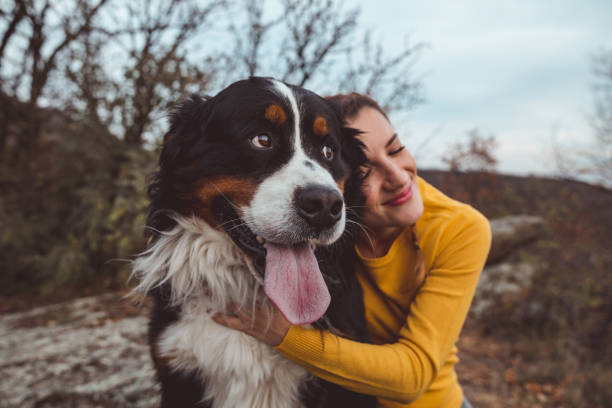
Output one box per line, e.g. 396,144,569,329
551,50,612,186
0,0,27,71
337,32,425,113
3,0,423,151
442,129,498,173
279,0,359,86
31,0,108,102
223,0,286,78
109,0,223,145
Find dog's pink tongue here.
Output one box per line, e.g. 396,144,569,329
264,242,330,325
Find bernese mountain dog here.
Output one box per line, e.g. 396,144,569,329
132,77,375,408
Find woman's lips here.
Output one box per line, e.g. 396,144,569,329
383,184,413,206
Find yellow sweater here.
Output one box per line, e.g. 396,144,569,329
275,177,491,407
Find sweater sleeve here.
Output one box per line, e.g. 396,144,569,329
274,208,491,403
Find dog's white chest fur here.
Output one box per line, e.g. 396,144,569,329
132,216,309,408
159,303,308,408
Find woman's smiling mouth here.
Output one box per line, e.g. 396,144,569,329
383,183,413,206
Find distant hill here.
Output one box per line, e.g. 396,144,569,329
420,169,612,242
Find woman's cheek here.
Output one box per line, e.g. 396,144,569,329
361,183,375,206
361,181,371,195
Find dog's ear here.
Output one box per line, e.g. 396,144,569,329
147,95,213,237
339,125,367,233
324,94,368,222
340,126,366,170
324,96,367,171
160,94,212,168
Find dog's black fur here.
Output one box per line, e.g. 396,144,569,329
139,77,375,407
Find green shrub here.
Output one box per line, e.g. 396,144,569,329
0,118,155,295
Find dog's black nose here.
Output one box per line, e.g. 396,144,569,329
295,185,343,230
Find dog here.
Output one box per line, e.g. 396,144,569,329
132,77,375,407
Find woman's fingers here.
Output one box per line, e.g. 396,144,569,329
212,303,290,346
212,312,248,330
227,305,252,322
222,305,258,330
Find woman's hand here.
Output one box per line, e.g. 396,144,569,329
212,304,291,347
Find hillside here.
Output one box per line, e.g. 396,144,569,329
1,168,611,407
421,169,612,407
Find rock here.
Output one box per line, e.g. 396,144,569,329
471,262,537,317
487,215,545,265
0,294,159,408
469,215,545,316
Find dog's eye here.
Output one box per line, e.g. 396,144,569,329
322,145,334,160
250,134,272,149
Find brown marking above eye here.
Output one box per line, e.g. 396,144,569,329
185,176,258,228
337,178,345,194
313,116,328,137
264,104,287,126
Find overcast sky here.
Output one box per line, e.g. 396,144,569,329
354,0,612,176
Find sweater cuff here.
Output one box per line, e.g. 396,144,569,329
274,325,325,359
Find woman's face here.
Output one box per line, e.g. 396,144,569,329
347,107,424,234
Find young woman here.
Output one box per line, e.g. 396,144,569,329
214,93,491,407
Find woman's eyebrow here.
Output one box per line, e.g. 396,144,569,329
385,133,398,148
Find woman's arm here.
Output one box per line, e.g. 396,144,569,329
274,209,490,403
215,207,491,403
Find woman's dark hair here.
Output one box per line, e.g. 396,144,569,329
325,92,389,123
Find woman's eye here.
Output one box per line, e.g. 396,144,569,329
358,167,371,180
250,134,272,149
322,145,334,160
389,145,405,156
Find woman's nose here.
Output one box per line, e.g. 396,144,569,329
382,160,407,190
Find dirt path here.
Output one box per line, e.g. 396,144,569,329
457,324,515,407
456,322,569,408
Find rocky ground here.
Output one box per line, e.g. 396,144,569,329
0,292,508,408
0,215,546,408
0,294,159,408
1,291,537,408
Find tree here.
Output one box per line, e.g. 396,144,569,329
1,0,423,151
553,49,612,187
588,49,612,185
0,0,221,151
96,0,223,146
218,0,422,113
0,0,107,163
441,128,499,205
0,0,108,158
0,0,108,105
0,0,425,295
442,128,498,173
61,0,224,146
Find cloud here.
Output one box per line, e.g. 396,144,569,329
356,0,612,176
